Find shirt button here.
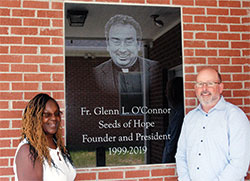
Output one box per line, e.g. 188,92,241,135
205,114,208,117
198,153,201,156
201,140,203,142
197,167,199,170
203,126,205,129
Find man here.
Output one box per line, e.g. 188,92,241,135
93,14,156,95
175,67,250,181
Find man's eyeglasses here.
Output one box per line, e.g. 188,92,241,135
42,111,62,118
195,82,220,88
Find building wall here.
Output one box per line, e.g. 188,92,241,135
0,0,249,180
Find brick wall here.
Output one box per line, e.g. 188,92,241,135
0,0,249,180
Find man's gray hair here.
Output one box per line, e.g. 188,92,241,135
105,14,142,41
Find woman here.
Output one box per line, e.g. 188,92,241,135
13,93,76,180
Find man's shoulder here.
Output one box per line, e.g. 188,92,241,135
94,59,112,73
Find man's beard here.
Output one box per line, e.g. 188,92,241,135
197,91,220,106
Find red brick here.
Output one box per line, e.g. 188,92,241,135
185,74,196,81
231,42,250,48
185,66,195,73
40,65,63,72
11,46,37,54
207,24,228,31
225,98,243,105
195,0,217,6
0,92,22,100
23,1,49,9
0,83,10,90
0,55,22,63
220,66,242,73
207,41,228,48
24,74,51,81
24,37,50,45
242,17,250,24
0,1,21,7
0,46,8,53
196,49,217,56
230,25,250,32
233,74,249,81
0,9,10,16
207,8,229,15
245,82,250,89
126,170,150,178
12,83,39,90
223,82,243,89
0,18,22,26
75,173,96,180
12,9,35,17
0,27,9,34
99,171,123,179
184,40,205,48
184,49,194,56
0,36,22,44
53,74,64,81
0,151,16,163
42,83,64,90
40,28,63,36
183,15,193,23
183,7,205,15
0,158,8,166
146,0,170,4
196,32,217,40
52,2,63,9
173,0,194,5
11,64,38,72
219,0,241,7
0,139,11,147
0,73,22,81
230,9,248,16
151,168,175,176
40,47,63,54
38,10,63,18
12,101,28,109
221,74,231,81
24,92,51,100
185,98,196,106
197,65,218,72
0,101,8,109
11,27,38,35
242,33,250,40
0,167,14,176
243,1,250,7
218,17,240,24
219,50,241,57
24,55,50,63
0,111,22,119
219,33,240,40
194,16,216,23
183,24,205,31
184,32,193,39
52,92,64,99
12,120,22,129
52,38,63,45
222,90,232,97
24,18,50,27
208,58,230,64
233,90,249,97
243,50,250,56
52,19,63,27
244,65,249,73
121,0,144,3
185,90,196,97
